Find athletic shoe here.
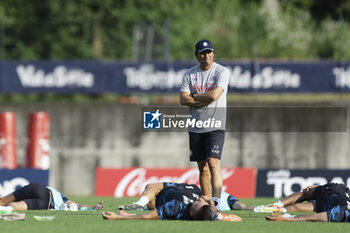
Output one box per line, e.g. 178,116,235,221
253,205,286,213
0,206,13,214
120,203,145,211
270,205,287,213
218,213,242,222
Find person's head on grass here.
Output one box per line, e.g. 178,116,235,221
189,196,215,221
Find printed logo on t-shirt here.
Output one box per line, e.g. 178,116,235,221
192,83,214,93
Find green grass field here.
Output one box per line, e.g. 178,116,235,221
1,197,349,233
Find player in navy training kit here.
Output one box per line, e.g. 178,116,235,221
155,183,209,220
0,183,104,211
103,183,216,221
103,183,242,221
119,182,253,212
265,183,350,222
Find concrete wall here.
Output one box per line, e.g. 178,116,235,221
0,102,349,195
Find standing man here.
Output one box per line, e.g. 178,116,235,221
179,39,230,211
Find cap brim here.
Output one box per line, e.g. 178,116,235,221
197,48,214,53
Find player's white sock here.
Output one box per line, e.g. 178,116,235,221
217,213,223,220
273,200,284,208
212,197,221,211
134,196,149,206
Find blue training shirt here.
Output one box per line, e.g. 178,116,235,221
156,183,202,220
324,194,350,222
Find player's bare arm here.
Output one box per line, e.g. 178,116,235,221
102,210,159,220
265,212,328,222
232,201,255,210
180,86,224,107
192,86,224,104
180,92,208,107
73,200,104,210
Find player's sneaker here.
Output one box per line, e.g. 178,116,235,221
120,203,145,211
0,206,13,214
270,205,287,213
253,205,286,213
218,213,242,222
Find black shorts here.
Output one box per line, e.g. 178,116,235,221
189,130,225,161
163,183,203,197
311,183,348,200
13,183,50,210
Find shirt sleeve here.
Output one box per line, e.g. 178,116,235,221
179,72,191,93
215,67,230,91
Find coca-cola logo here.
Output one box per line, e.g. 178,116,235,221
114,168,234,197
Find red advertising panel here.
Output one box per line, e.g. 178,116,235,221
0,112,18,169
25,112,50,169
95,167,256,198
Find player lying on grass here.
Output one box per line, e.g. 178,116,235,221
102,183,242,221
119,182,254,211
0,183,104,212
255,183,349,213
265,183,350,222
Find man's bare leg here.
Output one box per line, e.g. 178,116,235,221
0,193,16,206
285,202,314,212
0,193,28,211
197,160,212,198
8,201,28,211
279,192,306,206
276,186,317,207
141,183,164,202
207,157,222,210
120,183,164,210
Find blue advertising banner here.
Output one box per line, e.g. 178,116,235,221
0,169,49,196
1,60,350,94
256,169,350,198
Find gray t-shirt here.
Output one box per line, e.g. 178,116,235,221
179,62,230,133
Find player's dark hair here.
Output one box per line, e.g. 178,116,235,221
191,205,213,221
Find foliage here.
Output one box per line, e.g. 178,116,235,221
0,0,350,61
1,0,350,103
